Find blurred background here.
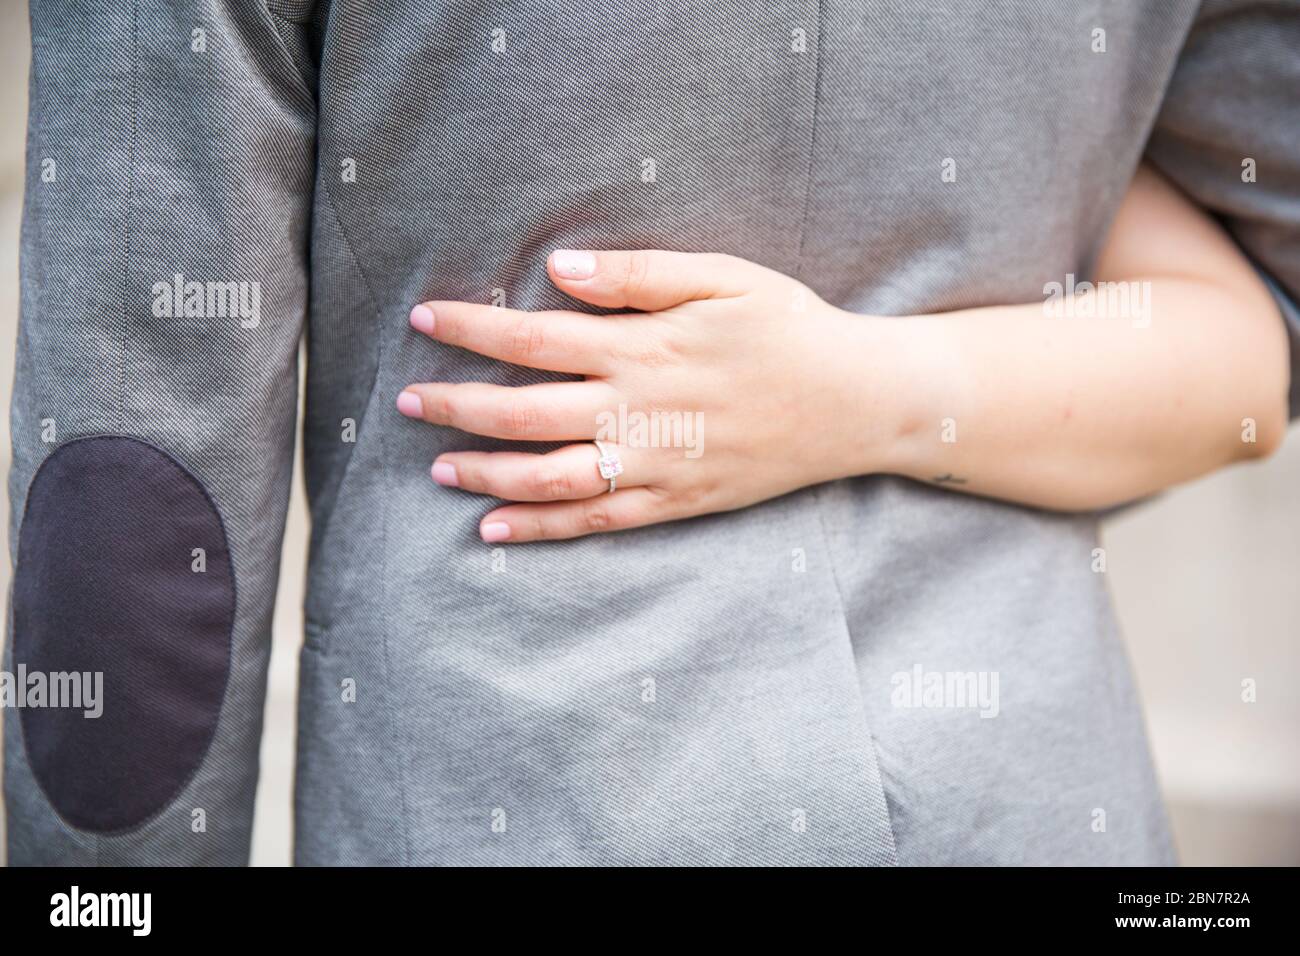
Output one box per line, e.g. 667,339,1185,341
0,2,1295,866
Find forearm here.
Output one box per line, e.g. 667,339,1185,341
852,277,1290,512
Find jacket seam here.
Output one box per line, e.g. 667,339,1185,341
810,484,900,865
793,0,825,278
316,173,412,866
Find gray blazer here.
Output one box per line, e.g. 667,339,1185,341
6,0,1299,865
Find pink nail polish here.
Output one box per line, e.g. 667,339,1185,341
431,461,458,486
396,391,423,418
551,249,596,279
480,521,511,543
409,304,435,335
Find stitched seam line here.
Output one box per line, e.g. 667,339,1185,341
793,2,898,865
810,485,900,865
258,1,319,103
317,173,412,866
119,2,138,436
301,198,374,630
794,0,824,278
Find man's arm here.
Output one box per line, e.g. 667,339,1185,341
5,0,318,864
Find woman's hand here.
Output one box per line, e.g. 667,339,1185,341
398,249,906,542
399,166,1292,529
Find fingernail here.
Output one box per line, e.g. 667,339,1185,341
551,249,596,280
409,304,436,335
396,391,423,418
480,521,511,543
431,461,458,486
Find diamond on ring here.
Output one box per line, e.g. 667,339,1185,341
593,440,623,493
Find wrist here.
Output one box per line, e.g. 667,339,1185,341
824,308,956,483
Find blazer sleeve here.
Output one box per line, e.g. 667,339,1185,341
5,0,318,864
1144,0,1300,418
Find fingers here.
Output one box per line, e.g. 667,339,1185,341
410,300,620,375
433,441,671,543
547,249,758,312
397,380,615,441
432,442,652,502
478,488,668,543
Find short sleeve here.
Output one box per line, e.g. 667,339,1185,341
1144,0,1300,417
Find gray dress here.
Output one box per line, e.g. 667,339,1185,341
6,0,1299,865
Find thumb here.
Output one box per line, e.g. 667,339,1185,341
547,249,757,312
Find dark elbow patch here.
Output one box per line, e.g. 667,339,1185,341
12,436,234,833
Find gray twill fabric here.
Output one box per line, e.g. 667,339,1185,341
6,0,1299,866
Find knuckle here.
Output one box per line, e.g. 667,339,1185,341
622,324,681,368
433,388,457,425
627,330,676,367
651,332,688,364
436,311,463,343
675,482,707,509
626,344,670,370
469,465,500,497
505,316,545,361
622,251,652,300
499,400,544,437
531,468,572,500
581,502,612,532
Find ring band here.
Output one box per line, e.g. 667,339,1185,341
593,440,623,494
